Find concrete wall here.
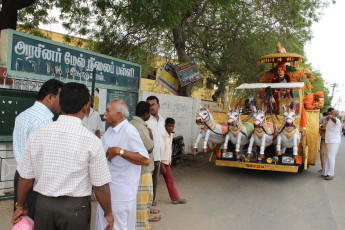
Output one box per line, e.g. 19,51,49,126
139,91,218,153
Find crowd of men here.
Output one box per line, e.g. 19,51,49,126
11,79,186,230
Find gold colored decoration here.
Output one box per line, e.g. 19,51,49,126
257,52,304,65
305,110,320,165
254,130,264,139
282,128,297,139
215,160,299,173
213,110,227,123
230,125,243,138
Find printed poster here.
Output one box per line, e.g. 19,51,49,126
176,62,202,87
156,62,179,95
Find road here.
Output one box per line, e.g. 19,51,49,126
150,139,345,230
1,137,345,230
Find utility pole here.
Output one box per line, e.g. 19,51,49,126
336,97,342,111
330,82,338,98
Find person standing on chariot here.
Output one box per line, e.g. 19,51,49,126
272,62,294,109
272,62,291,83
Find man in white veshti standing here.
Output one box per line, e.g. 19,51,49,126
95,99,150,230
322,109,342,180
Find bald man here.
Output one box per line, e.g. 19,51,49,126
95,99,150,230
322,109,342,180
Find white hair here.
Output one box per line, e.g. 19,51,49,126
114,99,129,119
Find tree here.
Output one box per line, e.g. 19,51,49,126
121,0,227,96
0,0,36,30
2,0,334,98
186,1,317,101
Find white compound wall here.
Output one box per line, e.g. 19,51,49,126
140,91,219,153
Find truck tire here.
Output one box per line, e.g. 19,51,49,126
298,164,304,173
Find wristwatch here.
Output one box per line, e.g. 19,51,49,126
15,202,26,210
119,149,124,157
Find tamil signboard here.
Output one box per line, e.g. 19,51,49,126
0,29,141,89
0,29,141,142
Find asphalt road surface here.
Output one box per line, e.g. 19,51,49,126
1,136,345,230
150,139,345,230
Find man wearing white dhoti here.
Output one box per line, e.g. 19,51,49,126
322,109,341,180
95,99,150,230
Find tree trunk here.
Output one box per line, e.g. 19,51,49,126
0,0,36,31
211,79,227,103
172,26,193,97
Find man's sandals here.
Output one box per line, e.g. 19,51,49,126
149,215,161,222
150,209,160,214
172,198,187,205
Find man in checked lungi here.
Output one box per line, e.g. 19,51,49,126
130,101,161,229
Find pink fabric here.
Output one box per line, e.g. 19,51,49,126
267,122,274,134
162,163,179,201
12,216,34,230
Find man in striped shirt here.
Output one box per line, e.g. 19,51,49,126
12,78,64,220
12,83,114,230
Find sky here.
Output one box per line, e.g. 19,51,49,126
304,1,345,111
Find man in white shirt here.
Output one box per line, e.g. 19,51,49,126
319,107,334,172
322,109,342,180
95,99,150,230
161,118,187,205
12,83,114,230
82,98,103,138
146,96,166,207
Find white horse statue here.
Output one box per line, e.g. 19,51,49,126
247,107,275,160
276,106,301,159
222,106,254,159
193,105,228,152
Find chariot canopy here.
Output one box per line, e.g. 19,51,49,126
257,42,304,65
257,53,304,64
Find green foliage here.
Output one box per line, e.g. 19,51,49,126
3,0,335,99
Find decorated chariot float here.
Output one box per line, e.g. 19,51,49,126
193,43,323,173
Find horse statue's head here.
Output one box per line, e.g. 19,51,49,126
196,105,211,125
283,105,296,127
227,105,241,127
253,106,267,129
